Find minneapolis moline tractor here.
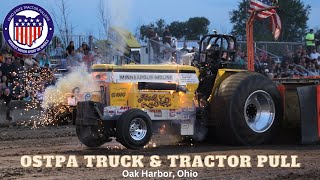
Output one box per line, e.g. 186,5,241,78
73,8,320,149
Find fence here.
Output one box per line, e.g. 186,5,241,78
178,40,304,57
238,41,304,56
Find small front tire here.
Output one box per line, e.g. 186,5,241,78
116,109,152,149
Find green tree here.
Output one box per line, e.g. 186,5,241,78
185,17,210,40
155,19,166,35
139,19,166,41
139,24,149,41
168,21,186,39
229,0,248,41
230,0,310,42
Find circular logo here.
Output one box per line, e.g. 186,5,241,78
2,3,54,55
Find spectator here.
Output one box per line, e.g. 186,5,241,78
281,52,293,68
190,46,198,53
308,63,319,76
13,51,24,59
82,42,91,52
302,49,309,58
24,55,39,70
66,41,75,55
273,63,282,78
13,57,23,72
234,51,245,68
281,64,291,78
162,27,172,45
2,88,14,122
294,52,302,65
147,26,160,63
180,42,190,54
259,45,268,63
34,51,44,62
76,47,84,61
0,57,16,82
163,43,172,62
39,54,51,68
310,48,320,62
83,50,94,70
296,45,303,54
54,43,64,58
66,50,80,68
306,29,316,54
11,79,25,100
1,76,9,89
0,44,14,56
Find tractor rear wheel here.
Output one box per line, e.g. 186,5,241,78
116,109,152,149
76,125,106,147
212,72,282,145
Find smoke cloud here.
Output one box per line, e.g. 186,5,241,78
42,65,99,109
108,0,132,27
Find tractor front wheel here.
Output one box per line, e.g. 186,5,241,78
116,109,152,149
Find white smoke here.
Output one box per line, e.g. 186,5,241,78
104,0,133,57
42,65,99,109
108,0,132,27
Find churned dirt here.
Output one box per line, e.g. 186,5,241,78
0,124,320,180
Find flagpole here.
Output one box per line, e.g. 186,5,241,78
246,5,279,72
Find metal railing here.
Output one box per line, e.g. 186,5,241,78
238,41,304,56
293,64,319,76
177,40,304,57
256,46,280,62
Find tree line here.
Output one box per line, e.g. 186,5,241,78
138,0,314,42
139,17,210,41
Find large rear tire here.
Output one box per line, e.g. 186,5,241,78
76,125,106,147
116,109,152,149
213,72,282,145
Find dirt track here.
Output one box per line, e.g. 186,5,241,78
0,125,320,180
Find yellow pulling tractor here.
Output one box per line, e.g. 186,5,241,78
74,34,285,149
73,6,320,149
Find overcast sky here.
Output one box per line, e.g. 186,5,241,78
1,0,320,38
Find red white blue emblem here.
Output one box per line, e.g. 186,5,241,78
3,4,54,54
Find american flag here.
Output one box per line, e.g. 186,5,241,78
14,15,44,46
249,0,281,40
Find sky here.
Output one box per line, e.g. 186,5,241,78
1,0,320,39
